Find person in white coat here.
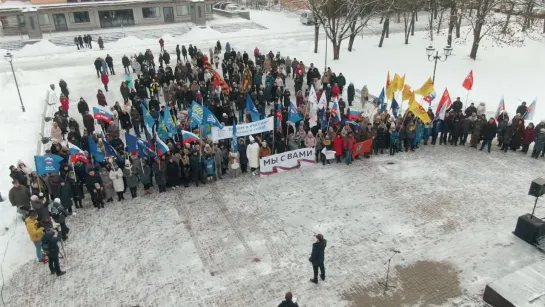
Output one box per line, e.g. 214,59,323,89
46,84,58,106
246,136,260,175
229,147,240,177
109,165,125,201
477,102,486,116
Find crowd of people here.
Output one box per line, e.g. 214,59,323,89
7,37,544,287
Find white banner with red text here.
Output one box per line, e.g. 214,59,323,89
260,148,315,177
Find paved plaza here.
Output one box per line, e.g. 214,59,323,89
3,143,545,306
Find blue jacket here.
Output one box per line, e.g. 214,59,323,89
389,131,399,145
203,158,215,176
101,60,108,73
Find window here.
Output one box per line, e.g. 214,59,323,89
142,7,160,18
176,5,189,16
38,14,50,25
205,4,212,13
198,6,202,18
72,11,90,23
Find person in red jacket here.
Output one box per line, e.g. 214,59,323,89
96,89,107,106
159,38,164,52
100,71,109,92
59,94,69,112
522,122,536,153
343,133,356,165
331,83,340,100
296,63,305,76
333,133,344,163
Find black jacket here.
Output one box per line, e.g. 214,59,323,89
122,56,130,67
309,239,327,265
516,105,527,116
278,301,299,307
483,122,498,140
77,100,89,114
106,55,113,67
10,169,28,186
42,232,61,257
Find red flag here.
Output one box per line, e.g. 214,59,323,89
462,70,473,91
435,88,452,119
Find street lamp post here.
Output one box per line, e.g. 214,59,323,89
4,52,25,112
425,45,453,85
324,25,330,73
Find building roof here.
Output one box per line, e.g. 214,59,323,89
0,0,196,13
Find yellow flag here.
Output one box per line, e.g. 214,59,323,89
392,74,401,92
408,98,432,123
414,77,434,97
402,84,414,101
399,74,406,90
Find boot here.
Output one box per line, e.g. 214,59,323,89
57,271,66,276
309,278,318,284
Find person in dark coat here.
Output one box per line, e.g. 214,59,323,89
152,156,167,192
121,55,130,74
163,51,171,65
309,234,327,284
511,119,525,151
501,121,515,152
50,198,69,240
41,228,66,276
9,165,28,187
450,117,462,146
98,37,104,50
56,180,74,214
77,97,89,116
94,57,103,78
479,118,497,153
464,103,477,117
347,83,355,106
238,138,248,173
120,82,130,103
516,102,527,117
105,54,115,75
30,195,49,223
165,156,181,187
278,292,299,307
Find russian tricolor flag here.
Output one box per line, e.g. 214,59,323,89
347,109,361,120
181,130,200,144
155,138,169,156
93,106,113,123
68,142,89,164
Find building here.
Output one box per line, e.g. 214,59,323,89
0,0,214,38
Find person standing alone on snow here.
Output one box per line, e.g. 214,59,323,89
309,234,327,284
105,54,115,75
42,227,66,276
159,38,165,52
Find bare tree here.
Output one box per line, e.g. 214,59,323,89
314,14,320,53
461,0,523,59
307,0,381,59
447,0,458,44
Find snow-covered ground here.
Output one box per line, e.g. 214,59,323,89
0,9,544,307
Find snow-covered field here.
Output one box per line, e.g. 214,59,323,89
0,9,544,307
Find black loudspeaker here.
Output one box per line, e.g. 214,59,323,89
513,214,545,244
528,177,545,197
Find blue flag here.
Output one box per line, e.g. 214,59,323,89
188,101,204,127
232,122,238,152
125,132,138,155
163,103,178,133
157,115,171,140
288,102,303,123
137,138,157,158
245,93,260,122
203,105,224,129
391,98,399,117
378,87,385,110
88,136,105,162
141,104,156,136
34,154,64,176
103,138,120,160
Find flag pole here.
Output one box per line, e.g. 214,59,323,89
464,90,470,111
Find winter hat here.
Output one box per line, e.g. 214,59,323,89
8,165,15,171
54,198,61,204
30,195,39,202
249,135,255,143
125,160,131,167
